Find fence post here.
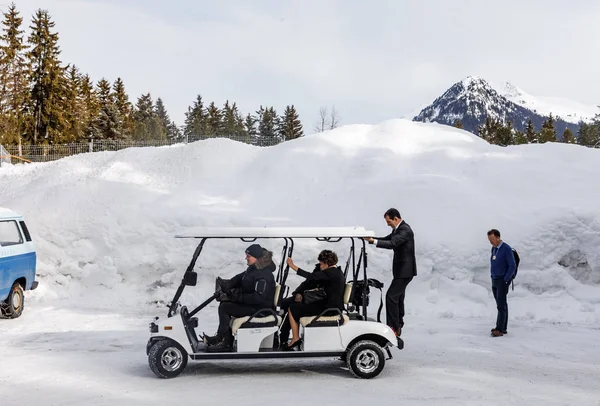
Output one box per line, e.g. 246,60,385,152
89,138,93,153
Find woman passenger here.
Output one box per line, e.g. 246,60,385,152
284,250,345,350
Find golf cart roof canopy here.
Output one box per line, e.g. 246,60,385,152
175,226,375,239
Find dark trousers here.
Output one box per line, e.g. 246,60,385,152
217,302,256,335
386,277,413,330
492,278,509,332
278,296,295,343
278,297,325,343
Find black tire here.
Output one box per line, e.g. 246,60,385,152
148,339,188,379
346,340,386,379
5,283,24,319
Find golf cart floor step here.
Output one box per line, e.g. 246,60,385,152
190,350,345,360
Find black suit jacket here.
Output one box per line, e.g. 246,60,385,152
375,221,417,279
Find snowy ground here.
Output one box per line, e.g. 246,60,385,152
1,119,600,405
1,302,599,406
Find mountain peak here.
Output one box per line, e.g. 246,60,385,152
413,76,583,137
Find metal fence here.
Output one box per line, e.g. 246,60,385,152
0,144,10,167
1,134,285,164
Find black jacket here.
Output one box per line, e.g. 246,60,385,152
292,264,321,296
223,250,276,309
375,221,417,279
296,265,345,310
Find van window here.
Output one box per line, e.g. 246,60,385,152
0,220,23,246
19,220,32,242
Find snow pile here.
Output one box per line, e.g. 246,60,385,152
1,119,600,325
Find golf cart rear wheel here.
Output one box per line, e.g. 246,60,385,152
346,340,385,379
5,283,24,319
148,339,188,378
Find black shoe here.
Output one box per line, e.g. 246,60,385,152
282,339,302,351
207,334,234,352
201,332,220,346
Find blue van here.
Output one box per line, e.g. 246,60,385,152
0,207,37,318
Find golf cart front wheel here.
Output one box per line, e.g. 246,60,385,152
4,283,24,318
346,340,386,379
148,339,188,378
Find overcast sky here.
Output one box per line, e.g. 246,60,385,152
11,0,600,131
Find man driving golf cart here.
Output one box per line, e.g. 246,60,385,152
202,244,276,352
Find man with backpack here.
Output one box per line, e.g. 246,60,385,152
487,229,517,337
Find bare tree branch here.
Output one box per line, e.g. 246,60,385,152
329,105,339,130
313,106,327,132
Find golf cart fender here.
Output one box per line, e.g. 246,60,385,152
148,316,194,355
341,320,398,349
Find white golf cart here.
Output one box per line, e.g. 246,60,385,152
146,227,403,379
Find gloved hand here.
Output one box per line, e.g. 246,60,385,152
215,289,229,302
228,288,243,303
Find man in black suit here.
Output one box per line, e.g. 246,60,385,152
364,208,417,337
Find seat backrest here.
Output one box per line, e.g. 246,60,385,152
274,283,281,307
343,283,353,305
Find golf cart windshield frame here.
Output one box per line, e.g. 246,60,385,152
167,227,375,320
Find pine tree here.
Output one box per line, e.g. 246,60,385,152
155,97,170,136
525,118,537,143
538,114,557,143
205,101,222,137
280,105,303,141
477,116,501,144
233,105,248,143
61,64,82,142
244,113,258,140
112,77,133,138
494,121,514,146
513,130,527,145
27,9,67,144
561,128,575,144
155,97,178,140
90,78,122,140
132,93,164,141
578,121,599,147
80,74,99,141
0,2,29,146
183,94,206,140
222,100,236,138
258,106,278,145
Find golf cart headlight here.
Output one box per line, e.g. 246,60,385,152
149,322,158,333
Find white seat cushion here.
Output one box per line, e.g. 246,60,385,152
300,314,349,327
231,314,282,334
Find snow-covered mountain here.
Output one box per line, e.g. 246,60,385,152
497,81,598,125
413,76,595,136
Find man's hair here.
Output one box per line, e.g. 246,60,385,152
317,250,338,266
384,208,401,220
487,229,501,238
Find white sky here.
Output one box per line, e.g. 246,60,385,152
10,0,600,130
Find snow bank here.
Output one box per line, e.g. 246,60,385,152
1,119,599,325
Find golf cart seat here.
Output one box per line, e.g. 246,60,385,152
231,283,283,335
300,311,349,327
299,285,352,327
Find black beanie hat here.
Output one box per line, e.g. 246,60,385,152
245,244,264,259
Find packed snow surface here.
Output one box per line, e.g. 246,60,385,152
1,119,600,405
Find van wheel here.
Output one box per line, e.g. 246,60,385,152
148,339,188,378
346,340,385,379
5,283,24,319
